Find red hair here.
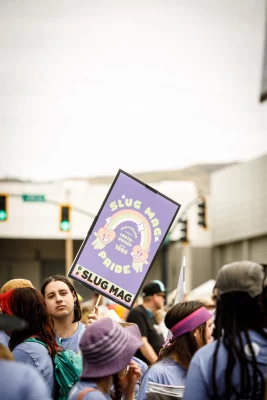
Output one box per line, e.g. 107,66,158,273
0,287,58,357
0,289,14,316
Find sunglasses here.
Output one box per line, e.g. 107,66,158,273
156,293,166,298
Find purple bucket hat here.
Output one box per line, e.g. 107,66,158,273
79,317,143,378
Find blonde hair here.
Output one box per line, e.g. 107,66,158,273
0,344,14,360
0,279,34,294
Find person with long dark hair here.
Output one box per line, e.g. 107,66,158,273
0,287,58,396
41,275,85,353
137,301,213,400
183,261,267,400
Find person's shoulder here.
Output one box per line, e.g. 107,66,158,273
250,329,267,344
83,391,110,400
127,305,144,317
70,391,107,400
190,340,218,366
0,360,52,399
1,359,30,373
13,341,52,367
69,382,109,400
78,321,86,333
13,359,47,379
144,358,186,387
131,356,148,374
0,330,9,347
15,341,48,355
246,330,267,363
146,362,162,377
149,358,182,373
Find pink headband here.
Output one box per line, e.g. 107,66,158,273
170,307,212,339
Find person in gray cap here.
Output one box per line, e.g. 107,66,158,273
68,317,143,400
183,261,267,400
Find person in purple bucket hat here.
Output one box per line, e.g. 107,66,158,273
68,317,143,400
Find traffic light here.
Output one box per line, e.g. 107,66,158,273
0,195,7,222
60,205,71,232
197,198,206,228
179,218,188,243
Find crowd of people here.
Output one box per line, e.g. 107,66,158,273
1,260,267,399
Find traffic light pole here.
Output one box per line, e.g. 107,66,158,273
65,191,73,277
160,195,206,291
168,196,204,237
65,237,73,276
7,194,96,218
7,193,96,277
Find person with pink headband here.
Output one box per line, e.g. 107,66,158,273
137,301,213,400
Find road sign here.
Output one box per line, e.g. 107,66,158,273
22,194,46,202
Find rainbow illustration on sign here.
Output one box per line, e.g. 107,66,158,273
92,208,153,273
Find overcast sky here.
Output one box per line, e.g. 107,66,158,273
0,0,267,181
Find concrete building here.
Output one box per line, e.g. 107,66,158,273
211,153,267,274
0,154,266,300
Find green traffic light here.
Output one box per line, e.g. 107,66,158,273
60,220,70,231
0,210,7,221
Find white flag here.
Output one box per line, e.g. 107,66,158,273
173,256,186,305
166,257,186,340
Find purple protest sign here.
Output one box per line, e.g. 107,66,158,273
68,170,181,309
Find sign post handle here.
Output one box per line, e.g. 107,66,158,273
93,293,102,314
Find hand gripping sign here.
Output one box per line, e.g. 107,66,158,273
68,170,181,309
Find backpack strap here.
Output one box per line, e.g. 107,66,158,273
76,387,97,400
24,337,48,349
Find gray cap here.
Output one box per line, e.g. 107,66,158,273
216,261,266,298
